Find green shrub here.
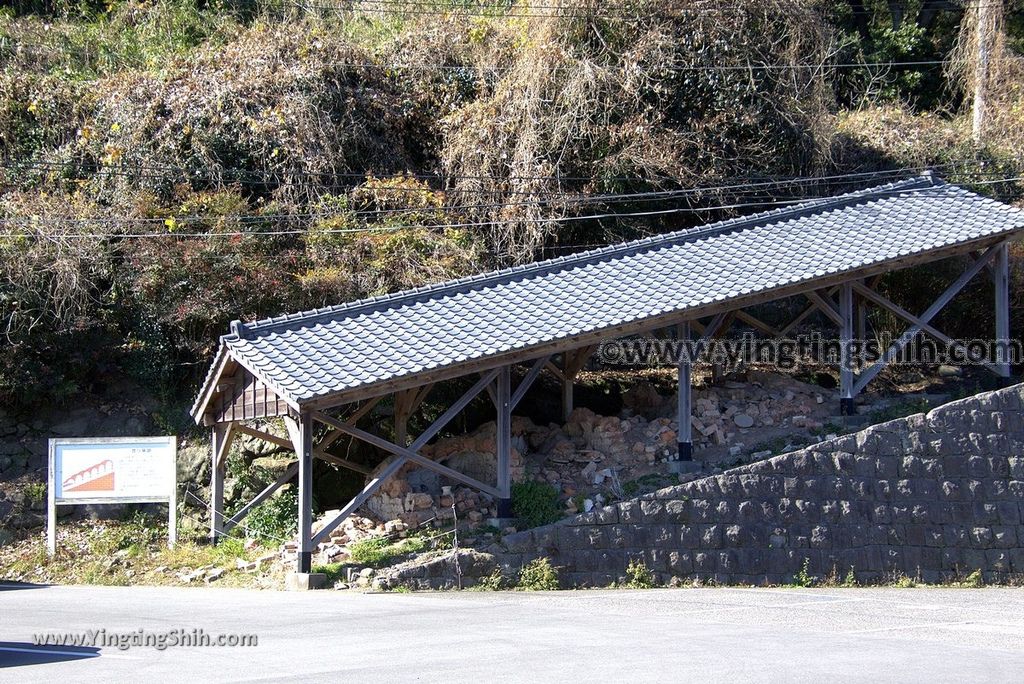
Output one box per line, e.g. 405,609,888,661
518,557,559,591
955,569,985,589
791,558,816,588
312,562,348,584
22,482,46,504
244,488,297,545
511,481,562,528
625,559,655,589
471,568,511,591
348,535,426,567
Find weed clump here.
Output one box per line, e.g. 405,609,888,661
518,557,560,591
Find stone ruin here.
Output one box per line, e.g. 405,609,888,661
300,370,844,566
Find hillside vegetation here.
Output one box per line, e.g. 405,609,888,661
1,0,1023,420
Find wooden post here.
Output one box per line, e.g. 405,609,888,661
496,365,513,518
972,0,994,144
394,391,410,447
296,412,314,574
676,321,693,461
561,352,574,422
995,241,1011,381
209,424,229,545
839,282,855,415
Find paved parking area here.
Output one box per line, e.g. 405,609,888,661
1,583,1022,682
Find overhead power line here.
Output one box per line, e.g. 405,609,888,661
0,158,999,188
0,37,953,73
0,166,997,224
2,173,1020,239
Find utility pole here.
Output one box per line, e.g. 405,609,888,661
972,0,997,144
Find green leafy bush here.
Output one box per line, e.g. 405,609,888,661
518,557,559,591
625,559,655,589
348,535,426,567
511,480,562,529
791,558,816,588
471,568,511,591
244,488,297,545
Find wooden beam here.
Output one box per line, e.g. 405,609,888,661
235,423,292,450
544,360,565,382
314,412,501,498
314,394,385,458
296,412,314,573
700,312,729,343
394,388,414,447
677,320,693,461
734,310,781,337
853,243,1001,395
806,289,843,326
565,345,598,378
214,423,236,469
210,423,233,543
316,451,372,476
995,242,1011,378
839,282,855,414
306,369,500,546
779,286,840,336
310,456,409,547
496,365,512,512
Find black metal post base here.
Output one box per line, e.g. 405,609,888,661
298,551,312,574
840,398,855,416
497,498,513,518
677,441,693,462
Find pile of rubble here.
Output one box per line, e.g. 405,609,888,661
289,371,840,567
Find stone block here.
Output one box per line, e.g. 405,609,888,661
700,524,723,549
986,550,1010,573
285,572,327,591
502,531,536,554
680,525,701,548
668,550,693,574
996,502,1020,525
693,551,715,573
663,499,690,523
639,499,665,523
990,526,1017,549
618,500,642,524
983,479,1009,500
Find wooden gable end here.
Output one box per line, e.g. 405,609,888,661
208,361,291,425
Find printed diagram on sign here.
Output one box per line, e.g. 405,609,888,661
62,459,116,493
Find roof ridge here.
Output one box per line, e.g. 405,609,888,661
235,174,936,338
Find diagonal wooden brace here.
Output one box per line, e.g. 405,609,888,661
313,412,502,499
852,281,1007,378
307,369,500,546
222,461,299,534
511,354,551,410
853,244,1002,395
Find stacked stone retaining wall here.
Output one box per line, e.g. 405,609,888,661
383,383,1024,588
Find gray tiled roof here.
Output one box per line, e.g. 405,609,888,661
193,174,1024,418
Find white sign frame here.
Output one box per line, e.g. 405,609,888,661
47,436,177,555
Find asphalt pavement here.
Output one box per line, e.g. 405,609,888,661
1,582,1022,682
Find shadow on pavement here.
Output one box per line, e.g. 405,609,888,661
0,641,100,668
0,582,50,592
